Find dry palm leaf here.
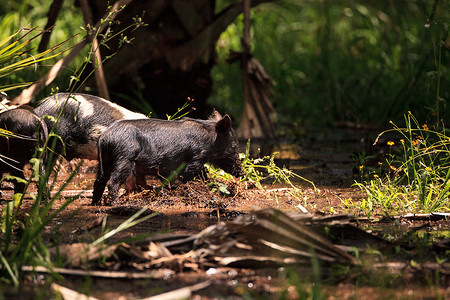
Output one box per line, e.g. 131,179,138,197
193,208,358,267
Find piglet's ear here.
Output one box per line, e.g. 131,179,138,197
209,109,222,121
216,114,232,134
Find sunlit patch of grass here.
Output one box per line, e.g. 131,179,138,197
206,140,316,210
354,112,450,216
207,140,317,196
353,178,413,218
239,139,315,190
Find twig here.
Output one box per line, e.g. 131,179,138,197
51,283,99,300
38,0,64,52
141,281,212,300
22,265,173,279
79,0,110,100
71,215,106,234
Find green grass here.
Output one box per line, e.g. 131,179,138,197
206,139,315,208
0,28,72,94
354,112,450,217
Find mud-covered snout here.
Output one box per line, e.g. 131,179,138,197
230,158,246,178
213,153,246,178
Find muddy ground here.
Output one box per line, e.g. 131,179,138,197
2,127,450,299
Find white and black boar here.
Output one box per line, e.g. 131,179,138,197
34,93,146,161
92,112,245,205
0,107,48,193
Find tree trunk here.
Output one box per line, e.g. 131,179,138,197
237,0,276,141
79,0,273,118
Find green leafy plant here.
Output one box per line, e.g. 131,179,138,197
206,140,315,201
166,97,195,120
240,139,315,190
355,112,450,216
353,0,449,217
0,29,77,287
209,181,231,195
0,31,76,285
353,178,406,218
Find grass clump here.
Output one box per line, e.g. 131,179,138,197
354,112,450,217
207,139,315,205
239,140,315,190
0,137,78,286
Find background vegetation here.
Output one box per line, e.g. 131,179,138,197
0,0,85,97
1,0,448,129
211,0,449,129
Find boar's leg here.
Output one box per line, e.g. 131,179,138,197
180,160,205,182
12,169,26,195
134,166,147,189
106,160,136,205
0,164,26,195
124,166,146,192
92,161,113,205
92,147,117,205
92,175,108,205
124,174,135,192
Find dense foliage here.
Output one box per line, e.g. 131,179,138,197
1,0,448,128
211,0,449,128
0,0,84,97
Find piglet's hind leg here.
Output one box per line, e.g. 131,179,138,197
106,160,136,205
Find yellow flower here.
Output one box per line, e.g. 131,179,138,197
422,124,429,130
400,139,405,144
390,165,397,171
373,174,379,178
387,141,394,146
359,165,364,170
425,167,432,172
378,162,383,165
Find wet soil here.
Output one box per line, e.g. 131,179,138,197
2,127,450,299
